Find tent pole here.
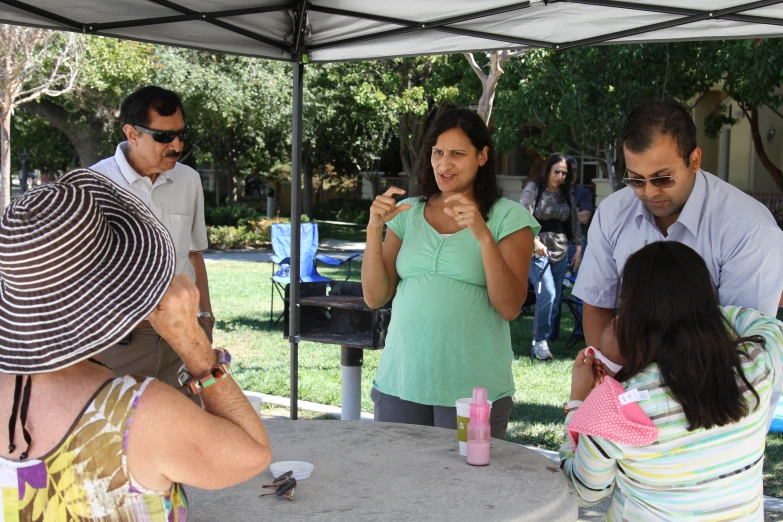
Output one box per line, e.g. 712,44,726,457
289,58,304,420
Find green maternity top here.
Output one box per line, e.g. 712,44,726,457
373,197,540,407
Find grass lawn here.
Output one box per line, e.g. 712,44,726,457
209,259,783,498
314,222,366,242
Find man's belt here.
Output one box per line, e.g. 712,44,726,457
135,320,153,330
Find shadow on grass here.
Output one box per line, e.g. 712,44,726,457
216,316,284,334
509,401,562,424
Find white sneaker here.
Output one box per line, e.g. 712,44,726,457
533,340,553,360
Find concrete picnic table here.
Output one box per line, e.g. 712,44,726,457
186,420,578,521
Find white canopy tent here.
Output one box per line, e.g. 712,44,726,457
2,0,783,417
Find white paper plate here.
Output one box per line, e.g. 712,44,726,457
270,461,314,480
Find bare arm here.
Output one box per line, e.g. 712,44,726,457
362,228,403,309
480,228,533,321
362,187,410,309
578,209,592,225
129,275,271,491
189,251,213,327
583,303,616,348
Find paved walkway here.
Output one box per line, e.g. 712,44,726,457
203,239,365,264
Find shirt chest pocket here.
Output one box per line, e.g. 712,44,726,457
168,213,194,254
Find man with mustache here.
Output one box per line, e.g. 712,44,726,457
91,86,213,399
573,99,783,424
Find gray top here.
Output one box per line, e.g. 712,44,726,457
187,420,578,521
520,182,583,263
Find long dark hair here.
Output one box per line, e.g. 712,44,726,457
415,108,501,220
614,242,763,431
528,152,573,205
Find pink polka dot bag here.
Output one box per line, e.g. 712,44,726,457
567,376,659,447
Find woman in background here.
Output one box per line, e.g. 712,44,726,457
520,153,582,360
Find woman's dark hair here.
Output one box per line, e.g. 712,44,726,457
528,152,573,204
621,99,697,167
415,108,500,220
614,241,763,431
120,86,186,128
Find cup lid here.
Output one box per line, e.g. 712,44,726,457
270,461,314,480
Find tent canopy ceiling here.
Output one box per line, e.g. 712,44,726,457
2,0,783,62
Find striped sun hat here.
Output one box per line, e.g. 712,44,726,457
0,169,175,373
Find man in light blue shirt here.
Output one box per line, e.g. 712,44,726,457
574,100,783,429
574,99,783,346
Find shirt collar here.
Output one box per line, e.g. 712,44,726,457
634,170,705,236
115,142,172,185
676,170,705,237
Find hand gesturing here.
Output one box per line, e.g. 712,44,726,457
368,187,412,229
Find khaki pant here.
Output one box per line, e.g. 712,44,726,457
100,319,213,406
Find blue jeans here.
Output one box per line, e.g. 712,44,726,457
529,256,569,342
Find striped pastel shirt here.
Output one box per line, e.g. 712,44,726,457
559,306,783,521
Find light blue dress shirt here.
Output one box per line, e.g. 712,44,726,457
574,170,783,317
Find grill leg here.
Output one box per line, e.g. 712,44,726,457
340,346,363,421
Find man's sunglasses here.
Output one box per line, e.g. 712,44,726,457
621,175,677,190
133,124,189,144
260,470,297,501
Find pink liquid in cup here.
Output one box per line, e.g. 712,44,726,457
466,387,491,466
466,440,490,466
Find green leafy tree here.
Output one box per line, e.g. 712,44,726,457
11,111,75,189
464,50,521,124
299,62,398,217
494,43,718,190
153,48,291,205
21,35,154,168
703,38,783,192
374,56,478,184
0,24,81,209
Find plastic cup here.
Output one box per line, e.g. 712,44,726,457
244,393,263,414
455,398,493,456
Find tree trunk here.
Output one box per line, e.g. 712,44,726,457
215,168,221,207
20,100,104,167
19,149,27,195
603,144,617,193
1,110,11,211
748,106,783,193
477,75,502,126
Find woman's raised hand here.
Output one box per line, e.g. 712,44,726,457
443,194,490,241
368,187,412,230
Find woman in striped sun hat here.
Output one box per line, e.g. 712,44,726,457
0,169,271,520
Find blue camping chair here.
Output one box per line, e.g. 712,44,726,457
270,223,360,325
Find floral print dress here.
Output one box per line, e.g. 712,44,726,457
0,375,187,521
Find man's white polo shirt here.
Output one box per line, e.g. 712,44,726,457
574,170,783,317
91,142,209,282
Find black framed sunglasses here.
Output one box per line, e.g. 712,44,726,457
621,174,677,190
133,124,189,144
260,470,297,501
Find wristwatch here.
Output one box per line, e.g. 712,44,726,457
563,400,583,416
177,348,232,396
198,311,216,323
